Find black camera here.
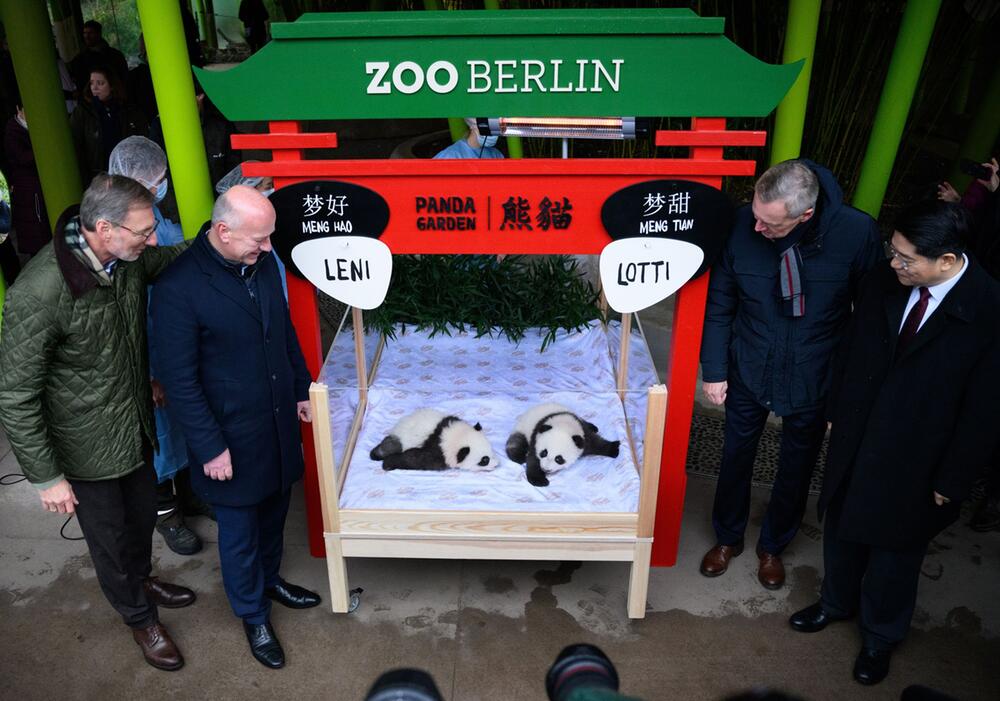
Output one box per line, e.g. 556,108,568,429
546,643,639,701
959,158,992,181
364,668,445,701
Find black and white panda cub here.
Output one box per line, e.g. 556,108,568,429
506,403,620,487
370,409,499,472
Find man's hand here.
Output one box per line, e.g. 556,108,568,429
40,479,79,514
150,378,166,408
933,491,950,507
703,381,728,406
204,448,233,481
297,400,312,423
936,181,961,203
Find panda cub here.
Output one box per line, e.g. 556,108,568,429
370,409,499,472
506,403,620,487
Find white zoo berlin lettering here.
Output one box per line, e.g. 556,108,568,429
365,58,624,95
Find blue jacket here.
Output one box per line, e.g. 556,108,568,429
700,162,881,416
151,227,311,506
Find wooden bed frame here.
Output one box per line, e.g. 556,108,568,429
309,308,667,619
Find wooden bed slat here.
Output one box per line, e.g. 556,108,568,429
337,509,637,537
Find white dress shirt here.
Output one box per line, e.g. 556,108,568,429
899,254,969,332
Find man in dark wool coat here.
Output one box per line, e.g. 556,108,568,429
789,200,1000,686
151,186,320,669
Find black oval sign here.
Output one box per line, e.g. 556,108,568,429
601,179,733,279
270,180,390,278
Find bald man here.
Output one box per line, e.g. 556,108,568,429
151,186,319,669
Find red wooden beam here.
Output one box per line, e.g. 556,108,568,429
656,129,767,147
652,117,729,567
231,132,339,150
243,158,757,178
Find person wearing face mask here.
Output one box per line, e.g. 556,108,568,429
433,117,504,160
70,67,147,184
3,103,50,259
109,136,211,557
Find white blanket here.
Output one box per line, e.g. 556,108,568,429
321,321,660,513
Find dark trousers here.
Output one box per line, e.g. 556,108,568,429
69,462,158,629
820,498,927,651
213,489,291,625
712,374,827,554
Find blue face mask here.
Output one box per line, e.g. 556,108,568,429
477,134,499,149
154,178,169,203
260,188,275,198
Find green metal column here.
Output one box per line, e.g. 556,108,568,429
948,61,1000,191
203,0,218,50
852,0,942,218
484,0,523,159
769,0,821,165
192,0,208,42
137,0,214,240
0,0,83,231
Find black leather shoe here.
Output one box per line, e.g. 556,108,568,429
265,579,321,609
243,621,285,669
853,647,891,685
789,602,848,633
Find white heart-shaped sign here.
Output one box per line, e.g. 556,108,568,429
291,236,392,310
599,238,704,313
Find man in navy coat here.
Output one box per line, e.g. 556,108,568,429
152,186,319,669
699,160,881,589
789,201,1000,685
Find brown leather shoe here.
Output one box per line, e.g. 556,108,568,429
699,542,745,577
756,543,786,590
132,623,184,671
143,577,196,609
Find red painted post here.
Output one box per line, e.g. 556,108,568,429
651,117,726,566
268,120,328,557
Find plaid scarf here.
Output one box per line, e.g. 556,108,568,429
65,216,116,284
779,245,805,317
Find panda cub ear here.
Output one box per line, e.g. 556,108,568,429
457,446,470,463
572,435,584,449
538,423,552,433
473,422,482,431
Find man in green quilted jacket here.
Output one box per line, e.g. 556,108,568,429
0,174,196,672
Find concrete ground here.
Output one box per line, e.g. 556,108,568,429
1,423,997,701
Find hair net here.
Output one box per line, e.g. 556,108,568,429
215,162,264,195
107,136,167,188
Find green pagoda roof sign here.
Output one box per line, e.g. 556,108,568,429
195,8,800,121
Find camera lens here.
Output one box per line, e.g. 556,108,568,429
364,669,445,701
545,643,620,701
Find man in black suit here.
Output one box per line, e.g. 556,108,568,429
789,201,1000,686
151,186,321,669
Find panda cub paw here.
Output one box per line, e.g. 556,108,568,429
505,432,529,464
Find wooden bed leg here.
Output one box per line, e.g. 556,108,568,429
325,534,350,613
628,541,652,619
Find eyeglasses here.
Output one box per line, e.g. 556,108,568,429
113,220,159,240
884,241,918,270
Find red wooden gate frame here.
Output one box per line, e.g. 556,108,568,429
232,119,765,567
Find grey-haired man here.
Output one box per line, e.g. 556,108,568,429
0,174,194,671
698,160,881,589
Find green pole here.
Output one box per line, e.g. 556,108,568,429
0,0,83,232
137,0,214,239
852,0,942,218
483,0,523,159
769,0,820,166
948,60,1000,191
192,0,208,42
203,0,218,50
